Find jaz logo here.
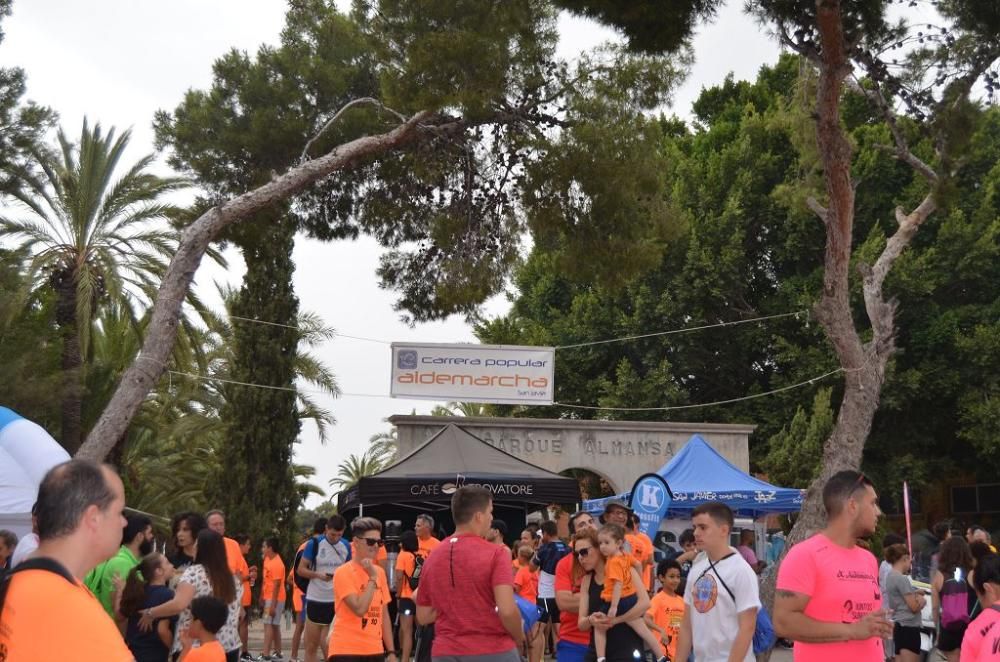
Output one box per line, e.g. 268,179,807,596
397,350,418,369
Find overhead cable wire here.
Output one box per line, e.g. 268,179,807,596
553,310,809,350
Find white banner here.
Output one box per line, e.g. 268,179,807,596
390,342,555,405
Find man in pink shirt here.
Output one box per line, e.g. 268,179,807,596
416,486,526,662
774,470,894,661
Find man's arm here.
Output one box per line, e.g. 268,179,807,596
494,583,527,646
297,552,325,581
727,607,757,662
675,606,692,662
773,589,892,642
556,588,580,613
416,604,437,625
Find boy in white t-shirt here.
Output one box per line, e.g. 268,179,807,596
676,502,760,662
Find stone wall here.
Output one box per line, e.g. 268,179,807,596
389,416,755,494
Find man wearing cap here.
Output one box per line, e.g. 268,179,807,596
554,511,598,662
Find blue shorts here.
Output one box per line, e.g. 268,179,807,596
556,640,589,662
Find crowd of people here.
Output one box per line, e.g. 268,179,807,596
4,460,1000,662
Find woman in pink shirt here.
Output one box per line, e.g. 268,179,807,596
961,554,1000,662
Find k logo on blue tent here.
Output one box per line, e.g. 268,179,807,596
628,473,673,540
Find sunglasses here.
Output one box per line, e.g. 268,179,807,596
360,538,384,547
575,547,592,558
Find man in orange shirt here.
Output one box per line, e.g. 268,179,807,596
628,513,655,592
0,459,133,661
415,513,441,558
328,517,397,662
205,509,250,582
260,536,287,660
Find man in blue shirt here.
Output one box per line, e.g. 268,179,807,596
532,520,570,654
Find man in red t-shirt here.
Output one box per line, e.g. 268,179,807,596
416,486,526,661
554,510,598,662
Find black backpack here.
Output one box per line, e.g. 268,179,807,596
0,557,78,614
293,537,321,594
408,554,425,591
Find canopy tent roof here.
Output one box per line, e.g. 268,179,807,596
582,434,804,518
338,424,580,513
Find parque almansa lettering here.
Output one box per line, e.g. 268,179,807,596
390,415,755,494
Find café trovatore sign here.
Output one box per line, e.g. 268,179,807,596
389,415,755,495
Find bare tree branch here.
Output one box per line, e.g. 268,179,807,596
300,97,410,163
78,110,432,461
806,196,828,221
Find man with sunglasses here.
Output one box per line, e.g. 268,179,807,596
416,486,525,662
328,517,397,662
553,511,598,662
774,470,892,661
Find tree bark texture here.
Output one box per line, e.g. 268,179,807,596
757,3,939,658
76,110,431,461
54,269,83,454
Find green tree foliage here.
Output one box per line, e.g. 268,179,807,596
478,53,1000,488
0,0,55,196
0,121,185,453
762,388,833,489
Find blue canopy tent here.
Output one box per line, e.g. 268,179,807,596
582,434,804,518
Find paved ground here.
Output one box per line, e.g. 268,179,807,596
244,618,798,662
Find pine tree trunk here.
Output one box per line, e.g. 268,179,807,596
54,270,83,454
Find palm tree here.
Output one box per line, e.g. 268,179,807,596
430,401,494,417
0,119,186,452
330,445,393,492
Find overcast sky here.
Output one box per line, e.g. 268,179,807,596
3,0,779,508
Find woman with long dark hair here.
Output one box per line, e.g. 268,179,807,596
139,529,243,662
169,512,207,572
931,536,976,662
120,552,176,662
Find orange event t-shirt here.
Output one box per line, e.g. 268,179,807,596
261,553,286,602
329,562,391,656
601,554,636,602
182,639,226,662
0,568,133,661
223,536,250,579
514,565,539,603
647,591,685,660
625,533,652,585
396,551,417,600
418,535,440,559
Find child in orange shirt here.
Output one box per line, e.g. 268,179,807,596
645,559,686,661
513,545,539,603
178,596,228,662
596,524,666,662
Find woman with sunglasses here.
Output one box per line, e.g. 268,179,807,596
328,517,397,662
573,529,650,662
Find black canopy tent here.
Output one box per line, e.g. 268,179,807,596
337,424,581,539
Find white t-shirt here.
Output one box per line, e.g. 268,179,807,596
10,533,38,567
304,536,350,603
684,548,761,662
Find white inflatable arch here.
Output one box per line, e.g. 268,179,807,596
0,406,70,538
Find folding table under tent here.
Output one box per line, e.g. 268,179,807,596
581,434,805,519
337,423,581,539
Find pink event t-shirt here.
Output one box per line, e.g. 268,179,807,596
415,532,516,656
776,534,883,662
961,607,1000,662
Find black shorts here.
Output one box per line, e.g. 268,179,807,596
937,624,967,652
893,623,921,655
398,598,416,616
328,656,385,662
537,597,560,623
307,599,335,625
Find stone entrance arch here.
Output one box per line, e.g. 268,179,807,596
389,416,755,497
559,467,617,500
